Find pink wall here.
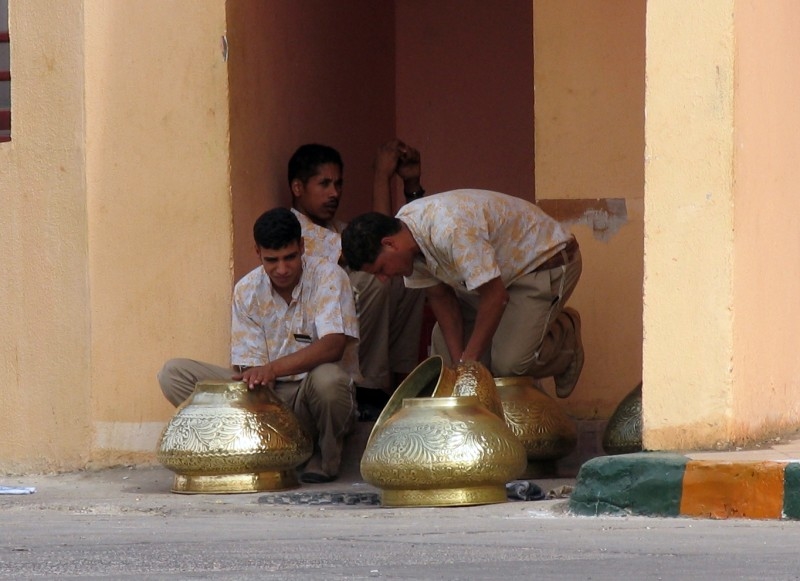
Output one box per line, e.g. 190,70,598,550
227,1,396,277
732,1,800,435
395,1,535,201
229,1,533,275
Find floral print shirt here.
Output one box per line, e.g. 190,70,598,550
230,255,359,382
396,189,572,291
291,208,346,265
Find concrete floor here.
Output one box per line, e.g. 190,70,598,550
3,465,800,580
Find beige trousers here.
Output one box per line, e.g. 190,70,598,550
157,358,356,478
432,250,583,378
349,271,424,391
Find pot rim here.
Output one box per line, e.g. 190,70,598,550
366,355,458,445
194,379,249,392
401,395,481,409
493,376,543,390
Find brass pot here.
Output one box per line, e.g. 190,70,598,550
361,396,527,507
495,376,578,478
435,360,505,419
370,355,457,445
157,380,312,494
602,383,643,455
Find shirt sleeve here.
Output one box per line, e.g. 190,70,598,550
230,283,270,367
311,263,359,340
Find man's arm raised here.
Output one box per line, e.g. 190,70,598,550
372,139,423,215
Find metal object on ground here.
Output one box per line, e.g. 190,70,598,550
361,395,527,507
156,380,312,494
602,382,643,455
369,355,457,445
495,376,578,477
437,360,505,419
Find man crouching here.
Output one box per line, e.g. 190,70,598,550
158,207,359,484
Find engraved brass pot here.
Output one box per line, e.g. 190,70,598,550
157,380,312,494
434,360,505,419
602,383,643,455
495,376,578,478
361,396,527,507
370,355,457,445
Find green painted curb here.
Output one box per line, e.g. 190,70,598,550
569,452,689,517
782,463,800,519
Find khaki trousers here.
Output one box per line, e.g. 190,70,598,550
431,250,583,379
349,271,424,391
157,358,356,478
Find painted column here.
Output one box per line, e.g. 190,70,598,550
84,1,233,464
0,1,233,471
0,1,91,471
643,1,736,449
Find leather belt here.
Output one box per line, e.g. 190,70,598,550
533,237,579,272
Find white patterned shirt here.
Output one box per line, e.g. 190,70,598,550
230,255,359,382
396,189,572,291
291,208,346,264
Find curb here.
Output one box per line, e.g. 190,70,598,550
569,452,800,520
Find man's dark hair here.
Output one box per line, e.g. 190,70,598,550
341,212,402,270
287,144,343,187
253,207,302,250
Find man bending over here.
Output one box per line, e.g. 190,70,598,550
341,189,584,398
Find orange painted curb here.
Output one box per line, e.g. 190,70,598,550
680,461,786,519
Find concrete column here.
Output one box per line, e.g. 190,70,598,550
643,1,736,449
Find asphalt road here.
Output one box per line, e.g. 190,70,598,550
2,467,799,580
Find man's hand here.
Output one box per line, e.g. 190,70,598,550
233,364,277,390
374,140,402,180
396,143,421,185
373,139,423,215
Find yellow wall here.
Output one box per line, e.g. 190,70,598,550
643,1,736,449
533,0,646,419
645,0,800,449
84,1,232,465
731,1,800,439
0,1,92,472
0,1,233,472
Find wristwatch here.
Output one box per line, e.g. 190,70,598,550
404,187,425,201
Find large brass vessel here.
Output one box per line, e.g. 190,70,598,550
156,380,312,494
434,360,505,419
602,383,643,455
361,395,527,507
370,355,457,446
495,376,578,477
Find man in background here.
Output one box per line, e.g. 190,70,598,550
287,141,426,417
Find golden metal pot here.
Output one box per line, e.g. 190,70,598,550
435,360,505,419
602,382,643,455
361,395,527,507
157,380,312,494
495,376,578,478
370,355,457,445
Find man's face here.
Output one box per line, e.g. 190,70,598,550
256,240,304,294
292,163,343,226
362,244,415,283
